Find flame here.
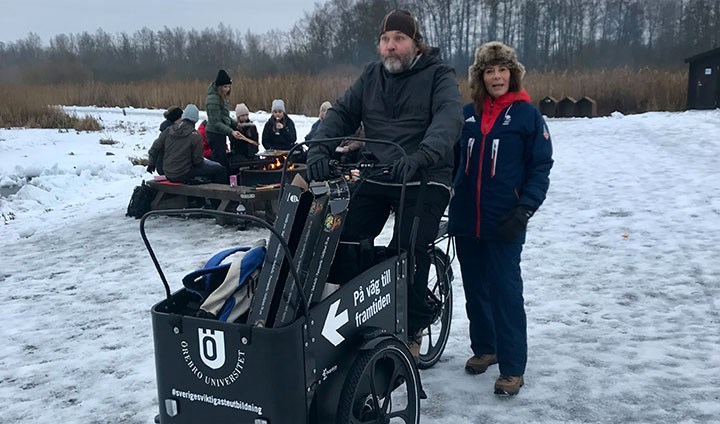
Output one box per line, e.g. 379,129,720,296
269,158,282,170
261,155,295,171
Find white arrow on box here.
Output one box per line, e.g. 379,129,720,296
322,299,349,346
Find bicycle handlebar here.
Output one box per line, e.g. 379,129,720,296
327,159,392,178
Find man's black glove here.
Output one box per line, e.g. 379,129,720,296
391,151,430,183
497,205,534,242
146,164,156,173
306,153,333,182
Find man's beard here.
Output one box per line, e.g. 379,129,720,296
382,51,416,73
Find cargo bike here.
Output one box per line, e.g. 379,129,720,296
143,138,454,423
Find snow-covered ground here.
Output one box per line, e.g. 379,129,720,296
1,106,719,423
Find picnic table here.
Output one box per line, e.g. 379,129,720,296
145,179,279,226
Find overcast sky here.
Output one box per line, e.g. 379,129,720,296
0,0,320,44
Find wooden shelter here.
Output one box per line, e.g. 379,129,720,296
557,97,577,118
539,96,558,118
576,97,597,118
685,47,720,110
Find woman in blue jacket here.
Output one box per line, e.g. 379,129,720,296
448,41,553,396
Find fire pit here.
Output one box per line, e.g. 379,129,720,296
236,151,307,187
239,164,306,187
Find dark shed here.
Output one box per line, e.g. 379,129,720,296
576,97,597,118
539,96,558,118
557,97,577,118
685,46,720,110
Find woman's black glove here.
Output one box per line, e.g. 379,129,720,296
306,153,332,182
146,164,156,173
497,205,534,242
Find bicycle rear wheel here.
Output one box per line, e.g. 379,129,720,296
417,247,453,369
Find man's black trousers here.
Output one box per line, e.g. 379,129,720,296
329,182,450,336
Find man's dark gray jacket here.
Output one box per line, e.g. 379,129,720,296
312,49,463,186
148,120,203,181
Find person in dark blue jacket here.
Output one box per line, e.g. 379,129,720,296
448,41,553,396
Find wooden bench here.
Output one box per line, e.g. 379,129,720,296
145,180,279,226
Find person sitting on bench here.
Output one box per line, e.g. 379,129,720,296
262,99,297,151
159,106,183,132
304,100,332,141
228,103,260,171
153,106,184,175
197,120,213,159
262,99,306,163
147,104,227,184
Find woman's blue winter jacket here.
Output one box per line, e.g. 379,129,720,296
448,98,553,242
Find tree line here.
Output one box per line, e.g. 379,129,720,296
1,0,717,84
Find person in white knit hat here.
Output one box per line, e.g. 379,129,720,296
227,103,259,170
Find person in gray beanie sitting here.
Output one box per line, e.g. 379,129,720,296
261,99,298,152
147,104,227,184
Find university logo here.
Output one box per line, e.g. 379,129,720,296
179,328,246,387
198,328,226,369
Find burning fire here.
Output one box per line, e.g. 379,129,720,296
262,155,295,171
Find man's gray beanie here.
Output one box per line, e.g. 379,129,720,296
181,104,200,123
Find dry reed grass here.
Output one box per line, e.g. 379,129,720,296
0,86,103,130
523,67,687,115
8,76,356,116
0,68,687,128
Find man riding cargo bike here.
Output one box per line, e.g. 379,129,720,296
145,9,461,423
306,9,463,360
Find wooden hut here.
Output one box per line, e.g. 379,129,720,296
539,96,558,118
557,97,577,118
685,47,720,110
576,97,597,118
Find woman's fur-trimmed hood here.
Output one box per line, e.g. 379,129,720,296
468,41,526,81
468,41,526,112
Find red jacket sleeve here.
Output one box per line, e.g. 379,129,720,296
198,123,211,159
